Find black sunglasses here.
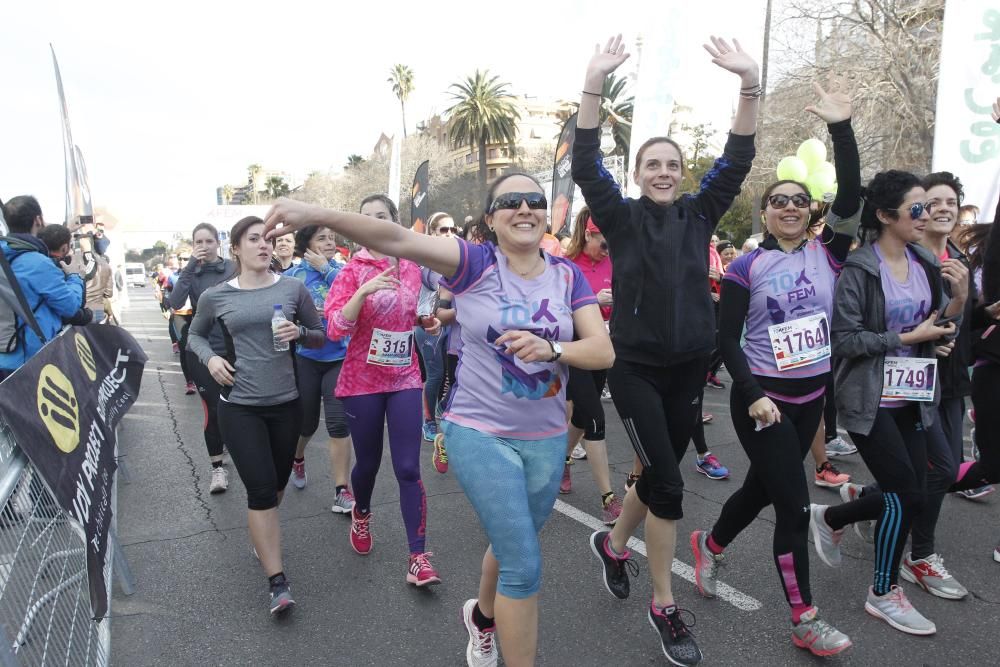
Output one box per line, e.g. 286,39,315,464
488,192,547,213
436,226,456,234
767,193,811,209
600,241,609,251
890,202,928,220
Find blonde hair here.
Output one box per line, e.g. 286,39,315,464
565,207,592,260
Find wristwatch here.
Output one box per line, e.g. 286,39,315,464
298,325,307,340
548,340,563,362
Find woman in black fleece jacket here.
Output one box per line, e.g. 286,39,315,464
575,34,758,666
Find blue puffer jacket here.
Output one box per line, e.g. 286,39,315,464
0,234,85,370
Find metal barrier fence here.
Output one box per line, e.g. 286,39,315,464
0,420,128,666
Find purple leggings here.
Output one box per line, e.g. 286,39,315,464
342,388,427,554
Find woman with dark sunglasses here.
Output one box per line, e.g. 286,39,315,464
688,80,860,657
809,171,960,636
561,206,622,525
261,175,613,667
573,35,757,666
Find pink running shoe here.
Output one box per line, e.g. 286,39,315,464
350,508,373,555
432,433,448,474
814,461,850,488
406,552,441,587
602,494,623,526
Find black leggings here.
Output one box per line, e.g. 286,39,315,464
218,398,301,510
294,355,349,438
568,367,607,441
689,390,709,456
174,314,193,383
608,356,706,520
823,375,838,441
711,392,824,610
186,352,224,458
952,363,1000,490
825,405,927,595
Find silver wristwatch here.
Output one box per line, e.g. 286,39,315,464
549,340,563,362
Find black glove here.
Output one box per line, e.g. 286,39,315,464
66,307,93,326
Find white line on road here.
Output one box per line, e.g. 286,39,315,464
553,499,762,612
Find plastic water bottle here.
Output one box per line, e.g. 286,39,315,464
272,305,290,351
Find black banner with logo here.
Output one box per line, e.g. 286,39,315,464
0,325,146,619
409,159,430,233
550,113,577,238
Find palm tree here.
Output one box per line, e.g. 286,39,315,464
222,184,234,205
345,154,365,170
387,64,414,138
265,175,290,200
446,70,520,195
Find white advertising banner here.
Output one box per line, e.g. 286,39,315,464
932,1,1000,221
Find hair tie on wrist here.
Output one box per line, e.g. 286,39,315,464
582,90,602,97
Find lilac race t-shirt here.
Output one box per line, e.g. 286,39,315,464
724,239,841,400
875,244,932,407
441,240,597,438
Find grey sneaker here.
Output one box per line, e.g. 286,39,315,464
690,530,724,598
331,488,356,514
900,553,968,600
809,504,843,567
209,466,228,494
825,436,857,457
268,575,295,616
838,483,875,543
792,607,852,657
865,585,936,635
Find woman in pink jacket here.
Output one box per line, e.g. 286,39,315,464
325,194,441,587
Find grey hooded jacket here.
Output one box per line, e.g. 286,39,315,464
831,242,955,436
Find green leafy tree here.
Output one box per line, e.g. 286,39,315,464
446,70,521,196
388,64,415,138
265,175,290,200
345,154,365,170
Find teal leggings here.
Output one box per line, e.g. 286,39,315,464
442,420,565,598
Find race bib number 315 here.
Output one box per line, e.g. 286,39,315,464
881,357,936,402
367,329,413,367
768,313,831,371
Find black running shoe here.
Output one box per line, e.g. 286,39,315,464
589,530,638,599
648,604,702,666
269,575,295,616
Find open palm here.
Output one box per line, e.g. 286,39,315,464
587,34,630,79
703,36,758,80
805,79,852,123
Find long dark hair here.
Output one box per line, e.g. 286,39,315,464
472,172,545,245
858,170,922,244
229,216,266,273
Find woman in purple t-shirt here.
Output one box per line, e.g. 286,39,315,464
262,173,614,667
818,171,962,636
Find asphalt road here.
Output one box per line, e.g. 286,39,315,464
111,291,1000,666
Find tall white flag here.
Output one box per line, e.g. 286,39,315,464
932,1,1000,220
51,45,92,226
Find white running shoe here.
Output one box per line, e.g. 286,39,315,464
809,504,843,567
209,466,228,494
570,443,588,460
864,585,936,635
461,599,497,667
900,553,968,600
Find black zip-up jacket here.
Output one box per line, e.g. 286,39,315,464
572,127,755,366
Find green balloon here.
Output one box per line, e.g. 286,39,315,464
811,161,836,191
806,173,834,201
797,138,827,170
776,156,808,182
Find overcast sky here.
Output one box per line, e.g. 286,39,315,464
1,0,767,246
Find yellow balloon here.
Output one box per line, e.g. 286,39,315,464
776,156,808,182
797,139,827,170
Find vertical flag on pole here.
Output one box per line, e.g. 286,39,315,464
51,45,92,228
932,0,1000,217
550,113,578,238
409,160,430,232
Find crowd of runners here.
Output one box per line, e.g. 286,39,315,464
145,34,1000,667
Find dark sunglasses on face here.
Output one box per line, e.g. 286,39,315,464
767,193,811,209
891,202,927,220
600,241,609,251
488,192,547,213
436,226,455,234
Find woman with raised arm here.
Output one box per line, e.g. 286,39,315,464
688,80,860,657
186,216,326,616
572,35,757,666
263,174,613,667
810,171,960,637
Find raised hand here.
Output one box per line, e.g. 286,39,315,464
703,36,759,84
264,198,322,240
804,77,853,124
586,34,630,82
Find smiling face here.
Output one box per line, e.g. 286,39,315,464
878,186,929,243
192,228,220,262
720,246,738,265
485,175,547,252
308,227,337,259
633,140,683,205
763,182,811,242
233,222,274,272
925,183,959,237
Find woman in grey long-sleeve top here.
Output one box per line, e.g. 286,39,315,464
187,216,325,617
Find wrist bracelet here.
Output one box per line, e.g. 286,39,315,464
582,90,602,97
740,83,761,91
